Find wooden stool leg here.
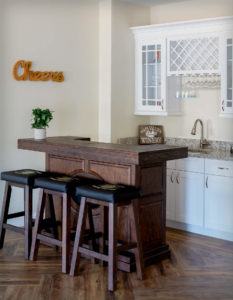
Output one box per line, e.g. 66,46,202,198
70,197,88,276
130,199,145,280
48,194,59,251
0,183,12,248
99,206,108,267
62,193,71,274
88,206,98,264
24,185,32,259
108,203,118,292
30,189,46,261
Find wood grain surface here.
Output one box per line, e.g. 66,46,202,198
18,136,188,165
0,228,232,300
17,136,188,272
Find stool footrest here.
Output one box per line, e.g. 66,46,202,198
70,229,102,242
7,211,25,219
117,242,137,253
40,218,61,230
37,234,62,247
3,224,24,234
79,246,109,262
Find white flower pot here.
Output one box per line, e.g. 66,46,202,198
34,128,46,140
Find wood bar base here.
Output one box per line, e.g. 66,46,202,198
117,244,170,272
18,136,187,272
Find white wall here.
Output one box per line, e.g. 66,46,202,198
0,0,99,218
98,0,112,143
150,0,233,141
0,3,5,209
150,0,233,24
111,0,150,142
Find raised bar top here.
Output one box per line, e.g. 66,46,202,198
18,136,188,165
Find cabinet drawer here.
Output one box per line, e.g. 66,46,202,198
205,159,233,177
48,155,85,174
176,157,204,173
89,161,131,185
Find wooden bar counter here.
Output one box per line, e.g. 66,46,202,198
18,136,188,272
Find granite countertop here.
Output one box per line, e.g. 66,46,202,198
187,148,233,161
118,137,233,162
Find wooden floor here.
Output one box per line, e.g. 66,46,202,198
0,228,233,300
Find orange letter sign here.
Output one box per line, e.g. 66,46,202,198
13,60,64,82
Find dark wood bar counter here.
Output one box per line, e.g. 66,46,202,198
18,136,188,272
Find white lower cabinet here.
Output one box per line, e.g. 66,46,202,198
176,171,204,226
166,157,233,241
166,170,176,221
205,174,233,233
166,169,204,226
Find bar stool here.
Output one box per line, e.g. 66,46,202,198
29,175,100,273
0,169,48,259
70,183,145,292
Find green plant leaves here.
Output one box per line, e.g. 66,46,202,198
31,108,53,129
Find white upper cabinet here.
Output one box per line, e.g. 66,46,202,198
131,16,233,117
220,33,233,117
167,34,220,76
135,39,167,115
132,32,182,116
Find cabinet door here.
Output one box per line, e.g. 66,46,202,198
166,170,176,221
221,34,233,116
135,39,166,115
205,175,233,233
175,171,204,226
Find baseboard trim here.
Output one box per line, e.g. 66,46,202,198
166,219,233,242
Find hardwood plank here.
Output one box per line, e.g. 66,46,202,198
0,228,233,299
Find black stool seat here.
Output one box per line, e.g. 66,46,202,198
34,175,82,193
1,169,47,186
34,175,103,194
75,183,140,203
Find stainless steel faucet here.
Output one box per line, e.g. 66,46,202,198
191,119,209,149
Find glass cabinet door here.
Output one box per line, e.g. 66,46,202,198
139,41,165,113
221,35,233,115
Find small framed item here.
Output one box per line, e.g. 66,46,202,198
139,125,164,145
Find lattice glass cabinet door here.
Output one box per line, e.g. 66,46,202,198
135,40,166,114
221,35,233,115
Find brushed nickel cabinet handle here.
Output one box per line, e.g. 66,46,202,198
206,176,208,188
222,100,224,111
176,174,180,184
170,172,174,183
218,167,229,170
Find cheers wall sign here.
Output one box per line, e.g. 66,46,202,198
13,60,64,82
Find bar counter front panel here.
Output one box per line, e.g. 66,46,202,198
18,136,188,272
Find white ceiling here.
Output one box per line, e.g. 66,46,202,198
120,0,189,7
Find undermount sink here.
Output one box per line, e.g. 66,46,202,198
188,149,211,154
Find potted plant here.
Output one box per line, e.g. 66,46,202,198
31,108,53,140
